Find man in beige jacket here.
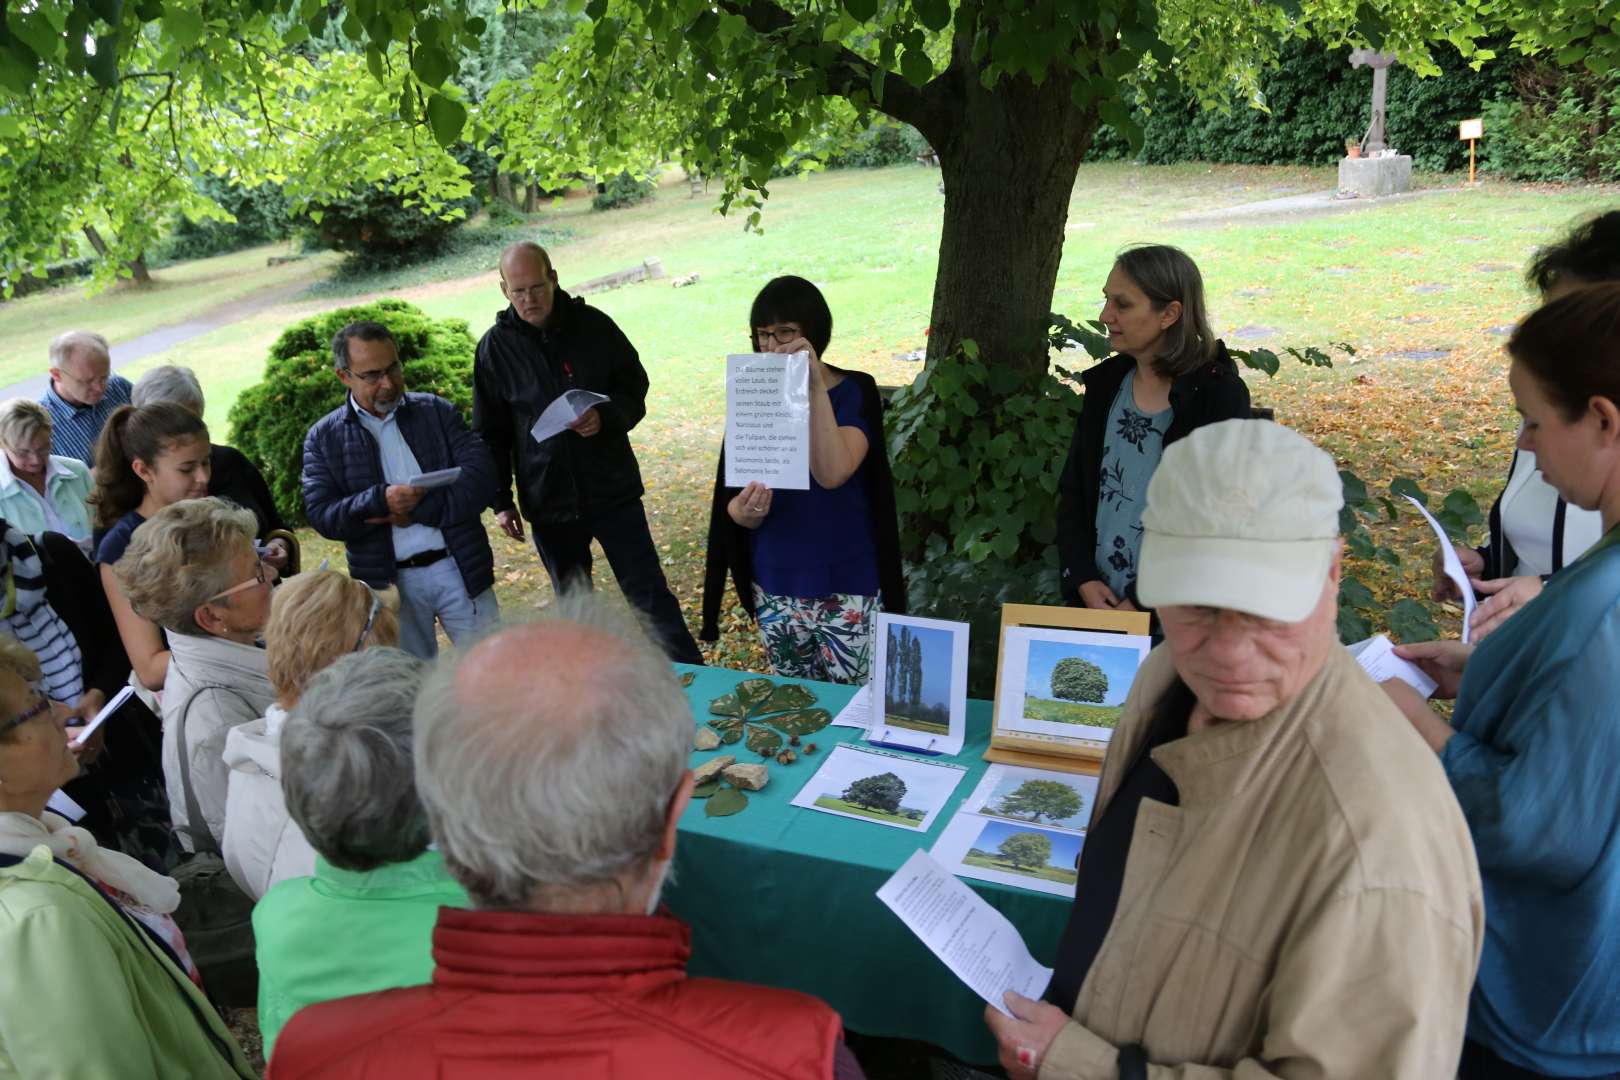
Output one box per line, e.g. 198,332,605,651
987,419,1484,1080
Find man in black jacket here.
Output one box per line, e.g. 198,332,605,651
473,243,702,664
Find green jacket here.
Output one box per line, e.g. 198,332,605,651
254,850,469,1059
0,845,254,1080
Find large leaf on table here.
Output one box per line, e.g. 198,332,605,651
679,672,695,688
692,781,721,798
706,787,748,817
762,683,817,713
707,716,743,733
766,708,832,737
744,724,784,756
720,728,742,745
735,677,777,716
709,692,745,719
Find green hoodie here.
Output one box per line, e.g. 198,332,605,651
0,845,255,1079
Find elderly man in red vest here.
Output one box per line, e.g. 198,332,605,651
268,595,862,1080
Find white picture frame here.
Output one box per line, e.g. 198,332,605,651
866,612,970,756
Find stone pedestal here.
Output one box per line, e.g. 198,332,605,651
1337,154,1412,198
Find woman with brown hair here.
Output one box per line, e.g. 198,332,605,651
1056,244,1250,614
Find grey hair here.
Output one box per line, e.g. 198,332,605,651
48,330,110,370
113,497,258,636
0,399,51,452
330,321,397,372
281,647,432,871
131,365,205,415
413,592,690,910
1113,244,1217,378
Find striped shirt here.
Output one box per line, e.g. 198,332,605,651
40,375,133,466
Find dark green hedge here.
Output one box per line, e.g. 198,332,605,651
227,297,475,526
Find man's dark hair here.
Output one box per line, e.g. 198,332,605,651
1526,211,1620,297
332,321,399,372
749,276,833,359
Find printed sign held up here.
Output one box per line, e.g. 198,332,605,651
725,352,811,490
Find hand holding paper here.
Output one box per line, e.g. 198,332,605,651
1348,635,1437,698
1406,496,1476,642
407,467,463,490
531,390,611,443
70,686,134,748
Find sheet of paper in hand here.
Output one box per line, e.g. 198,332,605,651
1348,634,1438,698
725,352,810,491
1405,495,1476,642
407,467,463,490
530,389,611,444
70,685,136,747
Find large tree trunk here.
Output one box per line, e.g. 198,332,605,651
81,225,153,287
922,74,1099,384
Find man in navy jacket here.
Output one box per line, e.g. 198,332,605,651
303,321,500,658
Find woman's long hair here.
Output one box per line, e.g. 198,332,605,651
89,402,208,528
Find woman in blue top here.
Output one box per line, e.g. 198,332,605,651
700,276,905,684
1388,282,1620,1080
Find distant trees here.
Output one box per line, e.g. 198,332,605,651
843,773,908,814
1051,657,1108,704
886,627,925,713
995,780,1083,825
997,832,1053,871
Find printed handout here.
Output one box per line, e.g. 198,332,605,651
69,685,135,748
830,686,872,728
724,352,810,490
867,614,970,755
877,849,1053,1017
407,466,463,490
530,389,611,444
995,626,1151,743
791,744,967,832
1347,634,1438,699
1407,495,1476,642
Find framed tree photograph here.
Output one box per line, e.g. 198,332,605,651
866,613,971,756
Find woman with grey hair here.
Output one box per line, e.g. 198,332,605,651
0,397,93,549
251,646,467,1059
131,365,290,570
1056,244,1251,617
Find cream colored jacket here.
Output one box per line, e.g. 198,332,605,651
1040,644,1484,1080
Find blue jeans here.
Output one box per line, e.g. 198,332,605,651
395,557,500,659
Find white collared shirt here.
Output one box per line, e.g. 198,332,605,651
349,397,446,561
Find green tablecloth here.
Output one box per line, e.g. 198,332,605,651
665,664,1072,1066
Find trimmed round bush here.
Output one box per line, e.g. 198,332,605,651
227,297,475,526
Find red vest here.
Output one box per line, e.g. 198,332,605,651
268,908,844,1079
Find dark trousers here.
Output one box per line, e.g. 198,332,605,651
533,499,703,664
1460,1039,1620,1080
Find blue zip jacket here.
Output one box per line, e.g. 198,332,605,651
302,393,497,598
1443,532,1620,1077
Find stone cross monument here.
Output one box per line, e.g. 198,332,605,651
1348,48,1397,154
1339,48,1411,197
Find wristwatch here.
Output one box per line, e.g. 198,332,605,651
1117,1044,1148,1080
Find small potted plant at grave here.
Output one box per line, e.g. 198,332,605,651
1345,137,1361,159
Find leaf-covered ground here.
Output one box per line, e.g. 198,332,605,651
114,162,1619,661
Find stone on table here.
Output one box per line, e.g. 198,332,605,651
694,755,735,786
694,726,721,751
722,763,770,791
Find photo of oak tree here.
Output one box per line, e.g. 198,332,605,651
814,771,928,827
993,779,1084,826
962,819,1083,887
883,623,954,735
1020,638,1145,729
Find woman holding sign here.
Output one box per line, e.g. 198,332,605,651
1056,245,1250,617
701,276,905,684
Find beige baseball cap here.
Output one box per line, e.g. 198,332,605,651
1137,419,1343,623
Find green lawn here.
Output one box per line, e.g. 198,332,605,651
882,712,949,735
27,162,1620,662
813,796,926,827
1023,695,1124,728
962,851,1079,885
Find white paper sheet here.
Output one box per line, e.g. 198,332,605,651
530,389,611,444
724,352,810,490
867,614,971,756
830,686,872,728
70,685,135,747
994,625,1151,745
877,849,1053,1016
407,466,463,490
1347,634,1438,699
46,789,86,822
790,744,966,832
1406,495,1476,642
930,810,1085,899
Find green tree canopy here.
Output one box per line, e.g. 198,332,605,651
1051,656,1108,704
997,831,1053,870
843,772,908,813
996,779,1083,824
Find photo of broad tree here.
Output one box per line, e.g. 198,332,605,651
884,623,954,735
1020,639,1143,728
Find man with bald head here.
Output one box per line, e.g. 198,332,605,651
40,330,132,465
268,595,862,1079
472,242,701,663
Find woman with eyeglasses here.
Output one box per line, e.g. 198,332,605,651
113,498,277,858
90,401,214,691
0,635,256,1078
701,275,906,684
0,398,95,552
222,570,399,900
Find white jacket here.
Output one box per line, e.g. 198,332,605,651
221,705,316,900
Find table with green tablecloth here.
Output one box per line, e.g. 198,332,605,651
665,664,1075,1067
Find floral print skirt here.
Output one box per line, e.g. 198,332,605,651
752,586,878,686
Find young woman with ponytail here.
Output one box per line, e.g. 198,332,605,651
90,403,211,690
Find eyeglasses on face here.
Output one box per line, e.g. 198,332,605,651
207,557,270,604
507,281,553,301
755,325,803,347
352,590,381,652
0,695,52,739
348,360,402,387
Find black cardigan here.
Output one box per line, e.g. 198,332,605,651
1055,345,1251,605
700,367,906,641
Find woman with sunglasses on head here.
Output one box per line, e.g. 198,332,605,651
222,570,399,900
0,635,255,1078
114,498,277,857
701,275,905,684
91,401,214,692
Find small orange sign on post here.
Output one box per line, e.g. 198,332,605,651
1458,118,1483,184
